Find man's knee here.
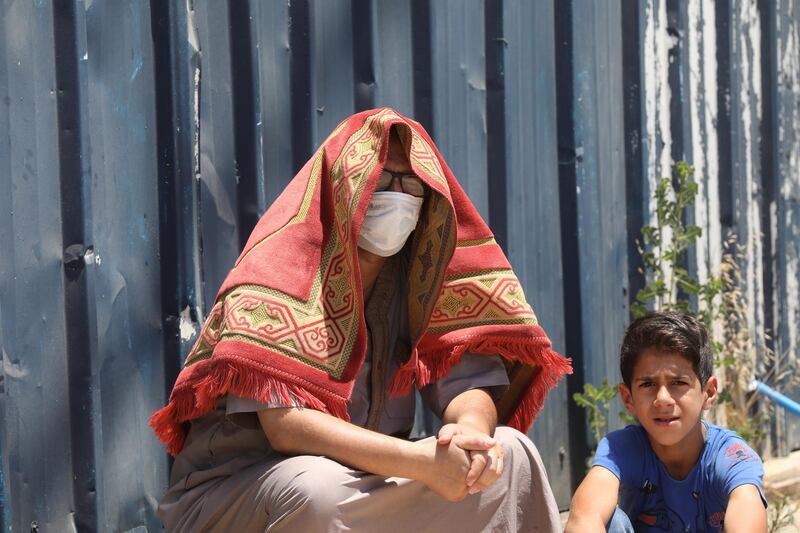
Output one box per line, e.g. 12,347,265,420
493,426,548,481
492,426,560,524
494,426,539,459
268,455,355,524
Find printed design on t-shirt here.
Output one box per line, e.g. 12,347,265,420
707,511,725,528
723,443,758,470
635,504,688,531
634,480,689,531
632,481,715,532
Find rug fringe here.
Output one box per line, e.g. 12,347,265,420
149,356,349,456
387,335,572,433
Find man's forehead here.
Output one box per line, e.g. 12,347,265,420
384,136,413,173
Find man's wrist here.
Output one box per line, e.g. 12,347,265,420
453,416,494,437
394,438,432,481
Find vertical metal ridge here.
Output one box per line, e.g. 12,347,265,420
151,0,186,392
484,0,507,251
51,0,97,530
553,0,588,491
757,0,782,454
666,0,692,305
621,0,645,313
0,15,9,523
411,0,433,131
758,0,777,357
289,0,312,170
351,0,375,111
149,8,207,518
229,0,260,244
716,0,734,231
666,0,686,163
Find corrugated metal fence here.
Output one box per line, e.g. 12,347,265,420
1,0,798,531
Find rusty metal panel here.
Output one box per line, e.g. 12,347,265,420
82,0,166,529
310,0,355,147
772,0,800,451
371,0,415,117
501,0,571,506
193,1,242,310
429,0,489,217
0,2,79,531
728,0,771,392
250,0,295,208
150,0,205,369
565,0,630,429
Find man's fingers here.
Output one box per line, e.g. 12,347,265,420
452,433,495,451
494,447,504,478
468,480,488,495
473,447,503,490
466,452,487,486
436,423,462,445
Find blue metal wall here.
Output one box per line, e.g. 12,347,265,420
1,0,798,530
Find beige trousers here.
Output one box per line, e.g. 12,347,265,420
159,426,560,533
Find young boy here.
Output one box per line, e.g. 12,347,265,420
565,311,767,533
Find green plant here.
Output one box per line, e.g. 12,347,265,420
572,379,618,445
573,379,636,467
631,161,723,333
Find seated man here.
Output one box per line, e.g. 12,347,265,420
151,108,571,532
565,311,767,533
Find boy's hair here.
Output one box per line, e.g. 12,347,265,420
620,311,713,387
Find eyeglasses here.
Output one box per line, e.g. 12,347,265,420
376,170,426,197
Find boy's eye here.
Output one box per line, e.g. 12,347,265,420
639,382,654,388
673,380,688,386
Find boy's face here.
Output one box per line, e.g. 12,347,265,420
618,349,717,450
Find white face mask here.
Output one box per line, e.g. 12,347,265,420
358,192,424,257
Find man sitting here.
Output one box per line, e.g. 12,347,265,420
152,108,571,532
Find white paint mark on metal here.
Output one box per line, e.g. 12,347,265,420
643,0,676,292
86,249,102,266
688,0,722,300
735,0,765,346
193,65,201,178
186,0,200,54
2,349,27,379
179,306,198,342
186,0,201,179
83,247,100,266
701,0,722,278
776,0,800,362
688,0,708,285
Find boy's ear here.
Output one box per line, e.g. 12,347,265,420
702,375,719,410
618,383,635,414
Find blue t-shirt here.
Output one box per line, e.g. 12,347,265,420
593,422,765,532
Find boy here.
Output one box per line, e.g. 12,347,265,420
565,311,767,532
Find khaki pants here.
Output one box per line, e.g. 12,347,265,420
159,427,560,533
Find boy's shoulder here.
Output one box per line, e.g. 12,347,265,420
602,423,650,453
593,424,652,481
701,422,763,475
697,423,766,507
